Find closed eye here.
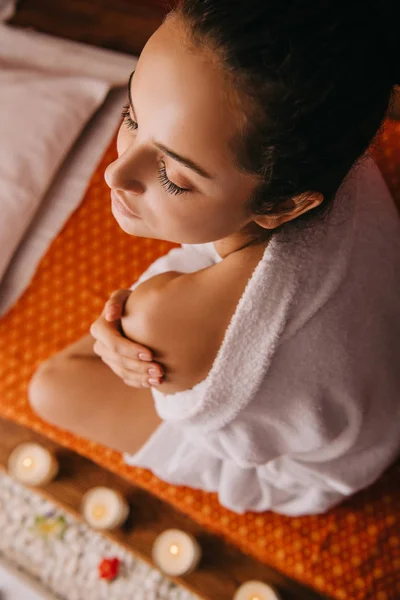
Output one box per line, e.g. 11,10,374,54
120,105,190,196
121,105,138,131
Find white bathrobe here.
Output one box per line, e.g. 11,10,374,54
123,152,400,516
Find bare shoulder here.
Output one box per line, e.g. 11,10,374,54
121,244,267,394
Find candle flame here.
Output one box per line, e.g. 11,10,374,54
22,457,35,469
169,543,180,556
92,504,107,519
251,596,261,600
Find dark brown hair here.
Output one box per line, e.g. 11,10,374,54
167,0,399,234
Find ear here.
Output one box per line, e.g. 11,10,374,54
252,191,324,230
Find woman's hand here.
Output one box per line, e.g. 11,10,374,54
90,289,164,388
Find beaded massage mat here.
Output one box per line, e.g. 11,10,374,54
1,119,399,600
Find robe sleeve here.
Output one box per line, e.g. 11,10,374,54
145,363,373,516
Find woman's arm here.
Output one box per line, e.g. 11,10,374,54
120,244,265,394
121,270,218,393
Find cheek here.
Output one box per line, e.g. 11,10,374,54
163,200,246,244
195,196,250,239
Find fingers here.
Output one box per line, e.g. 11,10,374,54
90,320,154,362
89,289,166,389
93,339,164,388
93,340,162,376
104,289,132,321
100,355,163,389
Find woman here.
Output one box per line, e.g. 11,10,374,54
28,0,400,516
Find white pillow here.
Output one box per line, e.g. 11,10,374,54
0,68,109,282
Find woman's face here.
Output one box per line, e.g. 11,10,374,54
104,15,262,245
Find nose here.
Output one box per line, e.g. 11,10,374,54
104,149,145,195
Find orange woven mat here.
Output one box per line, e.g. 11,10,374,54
1,120,399,600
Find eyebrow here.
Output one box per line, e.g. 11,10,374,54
127,70,213,180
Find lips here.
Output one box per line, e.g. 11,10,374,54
111,190,141,218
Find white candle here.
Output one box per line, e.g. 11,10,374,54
152,529,201,577
7,443,59,486
81,487,129,530
233,581,282,600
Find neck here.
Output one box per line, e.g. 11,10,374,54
213,223,271,259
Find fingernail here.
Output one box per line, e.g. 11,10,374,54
148,378,160,386
148,368,160,377
142,381,150,388
139,353,152,361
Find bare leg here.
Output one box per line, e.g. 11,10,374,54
28,333,163,455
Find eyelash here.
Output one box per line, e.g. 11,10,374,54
121,105,189,197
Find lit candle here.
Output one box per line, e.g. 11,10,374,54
152,529,201,577
7,443,59,486
81,487,129,530
233,581,282,600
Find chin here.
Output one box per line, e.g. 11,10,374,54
114,219,166,242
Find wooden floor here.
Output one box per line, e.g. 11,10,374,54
0,418,327,600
